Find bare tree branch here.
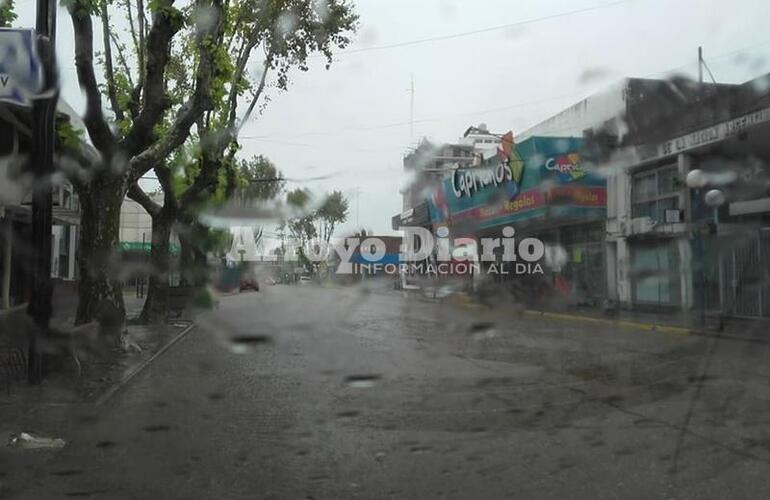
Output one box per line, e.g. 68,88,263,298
179,155,220,208
236,54,272,135
127,181,162,217
137,0,146,85
225,36,259,128
124,0,139,65
121,0,180,156
99,0,124,122
154,164,177,209
129,0,225,181
67,6,117,154
109,29,134,90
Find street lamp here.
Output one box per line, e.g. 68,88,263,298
686,169,726,328
686,169,708,189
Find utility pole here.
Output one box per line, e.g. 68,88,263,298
27,0,58,384
698,46,703,85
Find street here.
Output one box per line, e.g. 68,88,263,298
6,284,770,499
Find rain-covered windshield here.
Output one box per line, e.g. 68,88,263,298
1,1,770,498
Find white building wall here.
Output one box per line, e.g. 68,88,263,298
517,81,627,140
119,197,154,244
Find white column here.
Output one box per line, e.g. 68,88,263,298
51,226,61,278
616,238,631,306
68,226,77,280
678,153,692,221
678,236,693,310
605,241,617,301
677,153,694,311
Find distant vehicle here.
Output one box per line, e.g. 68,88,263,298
266,277,277,285
299,276,312,285
239,274,260,292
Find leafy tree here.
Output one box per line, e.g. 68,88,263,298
285,188,317,268
62,0,227,326
62,0,357,325
0,1,16,27
316,190,348,243
236,155,284,203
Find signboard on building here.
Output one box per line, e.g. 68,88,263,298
428,136,606,232
0,28,44,106
655,107,770,159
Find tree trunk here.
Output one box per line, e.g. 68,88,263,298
139,207,174,323
75,178,126,331
1,218,11,310
179,221,208,288
179,228,195,287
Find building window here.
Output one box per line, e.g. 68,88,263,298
632,164,680,221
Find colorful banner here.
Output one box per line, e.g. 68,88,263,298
427,136,606,232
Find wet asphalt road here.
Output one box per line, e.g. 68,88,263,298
6,283,770,499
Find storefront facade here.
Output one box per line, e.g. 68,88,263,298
424,135,608,303
605,97,770,316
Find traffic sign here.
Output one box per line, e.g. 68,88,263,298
0,28,44,106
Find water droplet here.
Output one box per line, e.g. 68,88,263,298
228,334,273,353
344,374,381,388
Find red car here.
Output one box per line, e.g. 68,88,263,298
239,273,260,292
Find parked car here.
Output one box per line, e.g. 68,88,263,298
239,274,260,292
299,276,312,285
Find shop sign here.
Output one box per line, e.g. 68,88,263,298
664,209,682,223
546,186,606,207
0,29,44,106
656,106,770,158
451,162,512,198
544,153,586,182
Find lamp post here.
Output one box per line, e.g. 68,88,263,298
27,0,58,384
686,169,725,329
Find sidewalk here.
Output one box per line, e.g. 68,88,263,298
0,291,195,447
400,284,770,341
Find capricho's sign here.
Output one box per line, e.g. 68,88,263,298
451,162,512,198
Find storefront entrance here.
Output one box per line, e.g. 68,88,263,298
631,239,681,308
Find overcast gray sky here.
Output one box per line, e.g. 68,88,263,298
14,0,770,236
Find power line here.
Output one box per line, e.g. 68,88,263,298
139,173,342,182
241,38,770,142
316,0,633,57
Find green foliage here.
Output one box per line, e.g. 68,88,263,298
203,228,233,254
56,120,85,153
191,286,217,310
60,0,100,18
316,190,348,242
286,187,311,208
285,188,348,249
0,0,16,27
285,188,316,246
236,155,284,202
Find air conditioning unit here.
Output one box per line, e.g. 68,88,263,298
631,216,654,234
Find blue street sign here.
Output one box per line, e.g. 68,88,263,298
0,28,44,106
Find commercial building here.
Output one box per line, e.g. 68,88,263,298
596,74,770,316
425,133,607,303
391,73,770,318
0,100,83,308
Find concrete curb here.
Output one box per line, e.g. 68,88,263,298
94,323,196,407
521,309,692,336
404,289,693,336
